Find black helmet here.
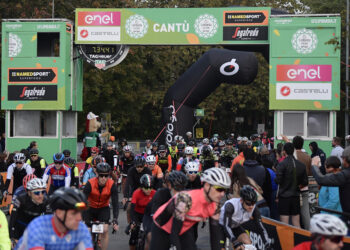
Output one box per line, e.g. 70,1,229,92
170,141,177,146
240,185,257,203
64,157,76,166
92,156,106,166
226,139,233,145
167,171,188,191
49,187,87,211
29,148,39,155
177,143,185,150
134,156,146,167
140,174,152,188
158,145,167,152
188,140,195,146
201,145,211,155
63,149,71,156
152,142,158,147
96,162,111,174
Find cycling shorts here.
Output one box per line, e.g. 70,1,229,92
84,206,110,226
278,196,300,216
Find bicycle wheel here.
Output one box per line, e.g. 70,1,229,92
136,228,145,250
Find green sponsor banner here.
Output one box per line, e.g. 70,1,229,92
75,8,270,45
269,16,341,110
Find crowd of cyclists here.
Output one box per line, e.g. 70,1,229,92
0,131,349,250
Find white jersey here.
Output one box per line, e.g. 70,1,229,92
219,198,254,229
6,163,33,180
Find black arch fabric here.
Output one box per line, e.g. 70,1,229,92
160,48,258,145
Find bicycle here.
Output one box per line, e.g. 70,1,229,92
90,220,104,250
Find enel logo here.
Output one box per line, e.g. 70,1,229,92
276,65,332,82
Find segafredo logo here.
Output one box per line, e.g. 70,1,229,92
20,87,46,98
277,65,332,82
220,59,240,76
78,12,121,26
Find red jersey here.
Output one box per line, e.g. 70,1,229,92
131,188,156,214
153,188,216,235
292,241,312,250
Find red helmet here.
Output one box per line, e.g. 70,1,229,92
23,174,37,189
91,147,100,153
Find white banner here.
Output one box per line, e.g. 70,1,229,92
77,26,120,42
276,83,332,100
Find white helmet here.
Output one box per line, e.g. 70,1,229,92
146,155,156,164
242,137,248,142
310,214,348,236
200,167,231,189
27,178,47,191
14,153,26,162
202,138,209,144
123,145,133,153
186,131,192,136
184,147,194,155
185,161,199,173
237,136,242,141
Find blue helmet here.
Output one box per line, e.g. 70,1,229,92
53,153,64,162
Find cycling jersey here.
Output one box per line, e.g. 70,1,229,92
176,157,199,172
0,210,11,250
124,166,152,198
9,193,49,240
151,165,163,179
82,168,96,185
292,241,312,250
26,157,47,178
153,188,216,235
131,188,156,214
15,214,93,250
42,164,71,189
185,175,202,190
156,154,172,173
69,165,79,188
119,155,135,175
5,163,32,193
151,188,172,215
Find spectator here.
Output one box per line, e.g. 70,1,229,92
312,146,350,230
275,142,308,228
292,135,311,229
0,153,7,172
331,137,344,162
309,141,327,175
318,156,342,217
0,132,5,153
6,153,15,168
26,141,38,152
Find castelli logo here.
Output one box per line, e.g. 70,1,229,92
78,12,121,26
280,86,291,96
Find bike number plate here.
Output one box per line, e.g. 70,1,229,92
92,224,104,233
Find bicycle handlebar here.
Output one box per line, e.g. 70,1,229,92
314,206,350,218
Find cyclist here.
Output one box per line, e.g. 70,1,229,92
220,139,236,169
119,145,135,198
82,146,99,176
144,139,152,155
64,157,79,188
168,141,178,171
4,153,32,199
184,162,201,190
82,155,105,186
15,187,92,250
26,149,47,178
156,145,172,174
0,209,11,250
188,140,199,158
63,149,71,158
11,174,37,209
83,162,119,250
219,185,270,250
293,213,347,250
176,147,199,172
42,153,71,195
9,178,49,243
146,155,163,189
128,174,156,250
150,142,158,156
199,145,219,171
151,167,231,250
102,141,118,169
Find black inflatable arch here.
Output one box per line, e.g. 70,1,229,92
161,48,258,145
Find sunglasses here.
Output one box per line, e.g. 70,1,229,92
30,154,38,157
136,165,144,169
54,161,63,164
16,161,24,164
326,235,344,244
188,171,198,175
142,187,152,190
99,174,109,178
91,152,97,154
75,202,87,211
32,190,46,196
212,185,226,193
244,201,256,207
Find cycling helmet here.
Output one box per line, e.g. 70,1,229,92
91,147,100,153
152,142,158,147
158,145,167,152
202,138,209,144
270,137,274,142
14,153,26,162
177,143,185,150
184,147,194,155
170,141,177,146
49,187,87,211
310,214,348,236
27,178,46,191
174,135,180,141
201,145,211,155
226,139,233,145
200,168,231,189
64,157,76,166
29,148,39,155
242,137,248,142
250,134,259,140
213,133,219,138
167,171,188,191
140,174,152,189
146,155,156,164
145,139,151,144
63,149,71,156
107,141,113,147
218,141,225,147
123,145,133,153
237,136,243,141
134,156,146,167
186,131,192,136
212,137,219,143
185,162,200,173
247,140,253,146
240,185,258,203
92,155,105,166
188,140,195,146
96,162,111,174
53,153,64,162
23,174,37,189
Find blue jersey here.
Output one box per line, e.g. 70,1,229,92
82,168,96,185
15,214,93,250
43,164,71,188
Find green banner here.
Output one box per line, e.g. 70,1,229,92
75,8,270,45
269,16,341,110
